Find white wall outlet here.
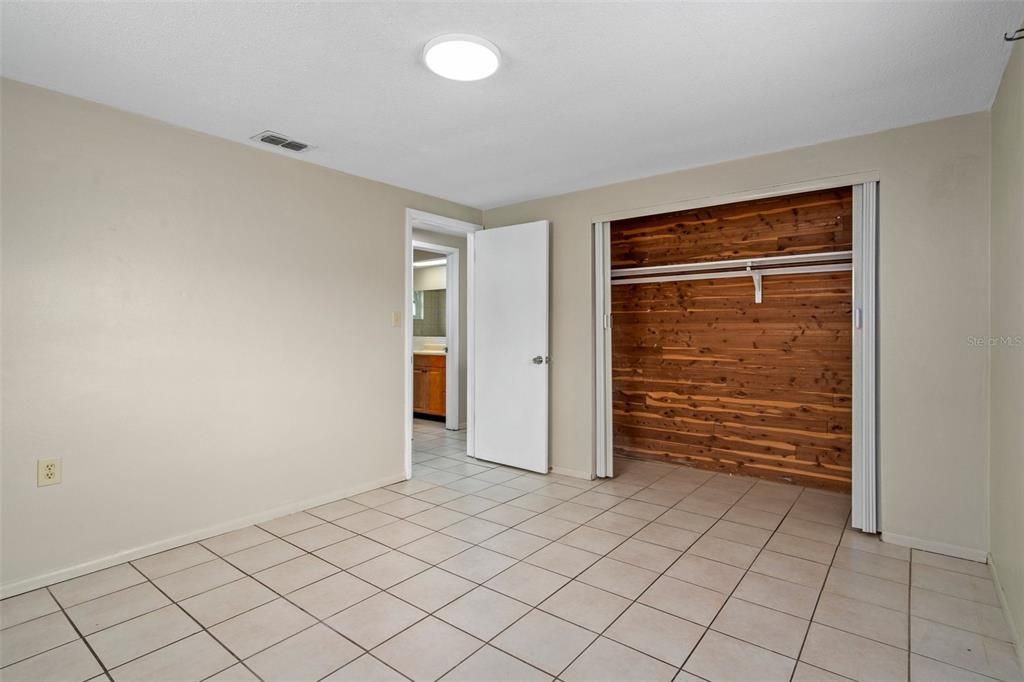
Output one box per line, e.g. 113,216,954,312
37,458,62,487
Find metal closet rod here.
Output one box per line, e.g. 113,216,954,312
610,249,853,278
609,261,852,287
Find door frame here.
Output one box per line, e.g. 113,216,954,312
404,209,481,479
411,239,460,431
591,173,880,532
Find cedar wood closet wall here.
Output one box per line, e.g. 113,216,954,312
610,187,853,490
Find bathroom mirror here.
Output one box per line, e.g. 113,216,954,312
413,289,446,336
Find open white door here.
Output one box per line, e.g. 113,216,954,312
472,221,550,473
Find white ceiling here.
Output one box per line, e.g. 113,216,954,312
4,2,1022,209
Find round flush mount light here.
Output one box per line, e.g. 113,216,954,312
423,34,501,81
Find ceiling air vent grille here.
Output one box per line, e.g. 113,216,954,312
251,130,311,153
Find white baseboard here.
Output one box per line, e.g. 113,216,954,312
550,466,594,481
989,553,1024,673
0,472,406,599
881,532,989,563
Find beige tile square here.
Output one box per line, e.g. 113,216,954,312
631,487,687,508
3,640,102,682
180,577,277,627
443,645,552,682
255,554,339,595
348,551,430,589
87,605,199,668
210,599,315,660
515,514,580,541
482,529,551,559
578,557,658,600
287,570,378,619
632,522,700,551
443,493,499,514
840,529,910,560
910,616,1020,682
674,496,730,518
708,520,773,548
224,539,304,573
364,519,434,548
503,476,551,493
657,509,716,533
154,559,244,601
684,630,795,682
441,517,507,543
638,575,726,626
801,622,908,682
586,511,649,536
372,617,483,681
909,653,997,682
376,496,435,519
605,603,704,666
814,592,908,649
285,523,354,551
825,567,909,612
436,587,531,640
593,481,644,498
492,610,596,676
413,486,466,505
201,526,276,556
0,589,60,630
723,506,785,531
477,503,538,527
388,567,475,612
609,499,667,521
712,597,809,657
386,479,437,495
778,517,844,545
608,538,681,572
572,491,623,510
911,564,999,606
325,592,426,648
206,663,261,681
315,536,390,569
351,489,405,508
525,542,601,577
561,526,626,555
486,562,569,605
666,554,745,594
733,572,820,619
67,582,170,635
473,468,522,484
912,550,991,579
307,499,367,522
401,532,473,564
324,654,406,681
258,512,324,537
792,661,850,682
833,546,909,583
751,550,829,589
439,547,517,583
132,544,217,580
335,509,402,534
108,632,233,682
546,502,602,524
0,612,79,667
911,586,1013,642
50,564,146,608
765,532,836,564
688,535,760,569
536,483,587,501
563,636,677,682
246,623,360,681
539,580,631,632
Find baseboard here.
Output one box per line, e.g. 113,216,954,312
989,553,1024,673
0,472,406,599
880,532,989,563
550,466,595,481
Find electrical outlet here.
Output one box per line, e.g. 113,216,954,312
37,459,61,487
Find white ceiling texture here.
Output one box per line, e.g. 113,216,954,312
4,2,1022,208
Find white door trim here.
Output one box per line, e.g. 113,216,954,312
404,209,481,479
592,181,880,531
411,239,460,431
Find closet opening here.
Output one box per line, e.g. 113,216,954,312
594,182,878,532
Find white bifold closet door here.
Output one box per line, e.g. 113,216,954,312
472,221,550,474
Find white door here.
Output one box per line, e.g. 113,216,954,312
472,221,549,473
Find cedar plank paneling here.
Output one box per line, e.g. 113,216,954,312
611,187,853,490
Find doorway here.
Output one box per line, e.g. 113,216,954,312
593,180,878,532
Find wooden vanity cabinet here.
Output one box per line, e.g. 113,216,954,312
413,354,446,417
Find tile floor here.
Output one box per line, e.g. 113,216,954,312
1,418,1020,681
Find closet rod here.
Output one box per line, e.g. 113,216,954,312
610,249,852,278
610,259,851,282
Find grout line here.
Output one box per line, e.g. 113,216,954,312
45,585,113,681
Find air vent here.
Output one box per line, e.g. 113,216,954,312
251,130,312,153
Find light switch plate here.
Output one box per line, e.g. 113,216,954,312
392,311,402,327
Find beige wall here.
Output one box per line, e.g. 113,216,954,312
990,42,1024,660
484,112,993,557
412,229,468,428
0,79,481,594
413,264,447,291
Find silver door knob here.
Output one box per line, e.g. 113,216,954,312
532,356,544,364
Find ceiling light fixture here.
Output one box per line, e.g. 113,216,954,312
423,34,501,81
